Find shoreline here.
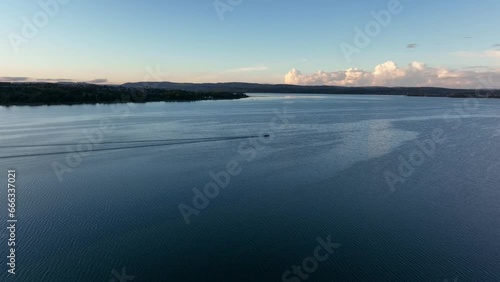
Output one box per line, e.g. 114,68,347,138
2,82,499,107
0,82,248,107
0,96,249,107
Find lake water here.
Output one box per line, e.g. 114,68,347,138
0,94,499,281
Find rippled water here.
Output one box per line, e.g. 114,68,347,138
0,94,499,281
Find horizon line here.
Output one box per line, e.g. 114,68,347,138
2,80,499,91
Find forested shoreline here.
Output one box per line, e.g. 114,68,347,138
0,83,248,106
1,82,499,106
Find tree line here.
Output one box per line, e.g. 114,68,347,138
0,83,248,106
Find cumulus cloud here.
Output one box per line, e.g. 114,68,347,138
284,61,500,88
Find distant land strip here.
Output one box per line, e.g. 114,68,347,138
1,81,500,106
124,81,500,98
0,82,248,106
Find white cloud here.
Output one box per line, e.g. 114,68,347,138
0,77,112,84
452,50,500,58
284,61,500,89
226,66,269,73
486,50,500,58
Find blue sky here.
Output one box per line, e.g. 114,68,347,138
1,0,499,87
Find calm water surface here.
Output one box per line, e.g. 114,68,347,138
0,94,499,281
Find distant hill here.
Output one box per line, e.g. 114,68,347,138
122,81,500,98
0,82,247,106
2,81,499,106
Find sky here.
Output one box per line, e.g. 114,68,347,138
1,0,500,88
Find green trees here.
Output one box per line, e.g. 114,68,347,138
0,83,247,106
